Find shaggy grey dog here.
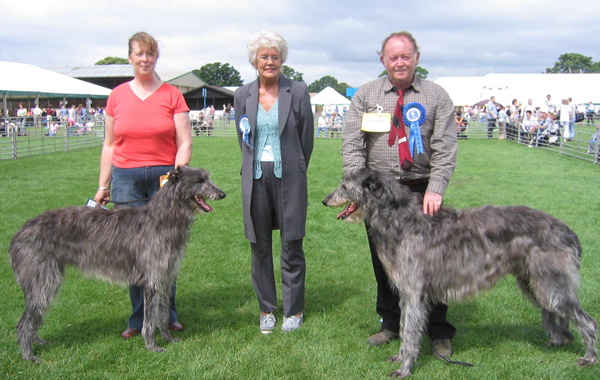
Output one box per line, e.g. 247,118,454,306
323,168,597,378
9,166,225,362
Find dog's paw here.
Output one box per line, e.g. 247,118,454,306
23,354,41,363
387,355,401,363
389,368,411,378
546,339,567,347
171,337,181,343
577,356,597,366
147,345,165,353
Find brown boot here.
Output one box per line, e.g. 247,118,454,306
432,338,453,360
367,328,399,346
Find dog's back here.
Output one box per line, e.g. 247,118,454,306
454,204,581,257
430,204,582,260
10,205,163,286
420,204,582,301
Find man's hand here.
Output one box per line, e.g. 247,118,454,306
423,192,443,216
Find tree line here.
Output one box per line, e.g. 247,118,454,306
94,57,356,97
545,53,600,73
190,62,353,96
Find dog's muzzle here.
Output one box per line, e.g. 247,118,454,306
195,196,212,212
337,201,358,220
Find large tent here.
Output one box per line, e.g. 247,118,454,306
435,73,600,109
1,61,111,115
433,77,485,107
310,86,351,115
310,86,351,106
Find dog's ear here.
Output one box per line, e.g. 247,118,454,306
363,175,383,198
168,168,181,183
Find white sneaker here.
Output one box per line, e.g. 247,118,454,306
281,313,303,332
260,312,276,334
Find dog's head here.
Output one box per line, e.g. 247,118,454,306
164,166,226,213
322,168,411,223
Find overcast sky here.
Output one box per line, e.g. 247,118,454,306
3,0,599,88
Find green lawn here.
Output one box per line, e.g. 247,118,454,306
0,138,598,379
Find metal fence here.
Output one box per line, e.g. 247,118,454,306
0,116,106,160
457,120,600,164
2,114,598,165
190,114,239,138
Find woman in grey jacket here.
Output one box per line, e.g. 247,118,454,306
234,30,314,334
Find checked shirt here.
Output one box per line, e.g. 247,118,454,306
342,75,458,196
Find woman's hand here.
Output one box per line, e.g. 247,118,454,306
94,188,111,206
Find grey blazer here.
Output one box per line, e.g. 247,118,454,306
234,76,314,243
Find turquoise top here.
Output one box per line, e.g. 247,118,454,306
253,100,282,179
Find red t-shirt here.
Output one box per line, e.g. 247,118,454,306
106,83,189,168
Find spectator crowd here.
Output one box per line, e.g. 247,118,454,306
456,96,599,153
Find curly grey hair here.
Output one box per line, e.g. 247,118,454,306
247,30,288,68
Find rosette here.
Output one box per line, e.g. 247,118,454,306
403,102,426,157
238,115,253,147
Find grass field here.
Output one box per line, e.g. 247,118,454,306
0,137,599,379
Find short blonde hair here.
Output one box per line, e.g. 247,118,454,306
128,31,160,58
247,30,288,68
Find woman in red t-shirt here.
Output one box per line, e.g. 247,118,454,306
94,32,192,340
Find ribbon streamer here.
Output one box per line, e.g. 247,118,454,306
238,115,253,147
403,103,426,157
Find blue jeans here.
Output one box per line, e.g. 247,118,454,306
112,165,178,329
569,117,576,139
316,126,328,138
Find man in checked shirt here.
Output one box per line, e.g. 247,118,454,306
342,31,458,360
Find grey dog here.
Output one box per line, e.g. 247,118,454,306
323,168,597,378
9,166,226,362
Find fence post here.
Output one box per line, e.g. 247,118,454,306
64,120,69,152
11,125,17,159
559,135,563,154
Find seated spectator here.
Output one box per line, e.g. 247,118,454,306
47,123,60,136
455,112,466,132
331,112,343,138
529,112,553,147
538,114,561,146
316,113,328,138
521,110,538,145
586,101,595,125
455,112,467,139
77,122,91,135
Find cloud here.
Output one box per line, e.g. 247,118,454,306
2,0,600,88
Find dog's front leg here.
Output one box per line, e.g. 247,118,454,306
158,280,179,343
142,284,165,352
388,293,427,378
